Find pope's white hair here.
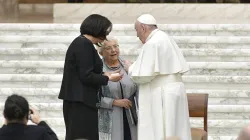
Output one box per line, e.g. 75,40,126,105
96,36,118,53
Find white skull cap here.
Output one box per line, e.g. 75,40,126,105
137,14,157,25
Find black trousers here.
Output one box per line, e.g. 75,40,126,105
63,101,99,140
123,109,132,140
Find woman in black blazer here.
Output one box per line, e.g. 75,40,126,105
58,14,123,140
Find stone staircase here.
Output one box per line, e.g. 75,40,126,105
0,24,250,140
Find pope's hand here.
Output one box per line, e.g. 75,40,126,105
113,99,132,109
124,60,132,72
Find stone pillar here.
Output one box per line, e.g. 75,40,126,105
0,0,19,22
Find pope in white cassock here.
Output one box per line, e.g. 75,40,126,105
127,14,192,140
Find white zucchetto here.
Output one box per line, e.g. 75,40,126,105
137,14,157,25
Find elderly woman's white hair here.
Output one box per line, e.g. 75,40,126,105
96,36,119,53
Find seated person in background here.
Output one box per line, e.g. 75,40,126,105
237,124,250,140
0,94,58,140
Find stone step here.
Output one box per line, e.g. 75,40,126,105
208,98,250,105
181,44,250,49
208,105,250,113
0,36,250,45
185,56,250,62
1,48,250,57
2,109,250,120
187,69,250,76
186,89,250,98
3,30,249,36
0,95,62,103
208,136,237,140
0,102,249,113
1,81,248,90
0,107,249,121
1,24,249,32
0,74,249,84
0,68,64,74
1,43,250,50
1,88,250,105
208,128,240,136
2,24,250,31
191,118,250,129
0,24,249,36
0,92,249,118
0,94,249,105
1,61,249,70
0,67,249,76
1,48,250,62
1,88,249,98
1,87,250,105
0,116,248,130
2,54,250,62
208,113,250,120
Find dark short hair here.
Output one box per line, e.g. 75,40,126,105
4,94,29,121
80,14,112,40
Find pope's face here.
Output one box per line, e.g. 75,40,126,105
135,22,145,43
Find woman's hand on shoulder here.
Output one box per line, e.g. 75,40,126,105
113,99,132,109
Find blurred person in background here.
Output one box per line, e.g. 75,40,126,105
237,124,250,140
0,94,58,140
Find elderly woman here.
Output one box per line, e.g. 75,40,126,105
97,37,138,140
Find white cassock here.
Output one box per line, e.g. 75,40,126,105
129,29,192,140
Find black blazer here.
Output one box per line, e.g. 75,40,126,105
0,121,58,140
59,36,109,108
